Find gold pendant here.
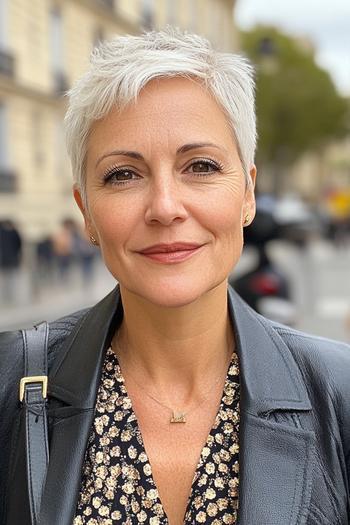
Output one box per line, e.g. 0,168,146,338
170,411,186,423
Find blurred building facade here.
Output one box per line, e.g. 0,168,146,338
251,31,350,206
259,138,350,206
0,0,238,239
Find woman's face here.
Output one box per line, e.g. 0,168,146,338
76,77,256,307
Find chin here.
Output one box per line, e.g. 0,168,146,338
120,275,228,309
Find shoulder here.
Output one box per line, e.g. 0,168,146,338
267,319,350,447
270,320,350,390
0,307,91,373
0,285,121,378
0,307,91,444
232,288,350,392
46,307,90,367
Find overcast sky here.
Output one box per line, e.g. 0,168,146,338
235,0,350,95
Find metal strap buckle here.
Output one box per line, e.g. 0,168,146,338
19,376,48,402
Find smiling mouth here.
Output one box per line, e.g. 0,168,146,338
137,243,204,263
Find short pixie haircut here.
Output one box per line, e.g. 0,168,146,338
65,27,256,205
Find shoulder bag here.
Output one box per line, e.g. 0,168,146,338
19,321,49,525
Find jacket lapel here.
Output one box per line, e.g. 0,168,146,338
39,288,123,525
227,288,315,524
38,285,315,525
238,413,315,524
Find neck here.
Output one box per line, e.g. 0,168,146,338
113,281,234,396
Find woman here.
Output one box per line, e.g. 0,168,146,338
1,28,349,525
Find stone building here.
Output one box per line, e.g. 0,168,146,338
0,0,237,239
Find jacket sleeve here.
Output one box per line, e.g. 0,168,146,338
316,338,350,488
274,325,350,494
0,308,89,522
329,341,350,489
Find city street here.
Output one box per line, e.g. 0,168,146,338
276,239,350,342
1,239,350,343
0,259,116,332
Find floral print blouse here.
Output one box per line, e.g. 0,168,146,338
73,347,240,524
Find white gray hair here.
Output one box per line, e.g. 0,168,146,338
64,27,256,205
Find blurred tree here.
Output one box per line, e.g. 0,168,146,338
240,26,349,192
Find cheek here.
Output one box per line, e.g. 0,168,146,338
89,196,137,242
217,210,244,250
218,202,241,228
203,192,244,240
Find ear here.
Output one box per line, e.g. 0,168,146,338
244,165,257,224
73,185,96,238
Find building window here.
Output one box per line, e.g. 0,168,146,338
50,6,68,94
0,0,15,77
32,110,45,170
0,103,16,192
0,103,8,167
0,0,8,49
97,0,115,10
54,117,69,192
142,0,154,29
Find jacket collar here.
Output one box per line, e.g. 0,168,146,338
227,286,311,415
226,288,314,524
48,284,311,414
40,285,314,525
48,287,123,408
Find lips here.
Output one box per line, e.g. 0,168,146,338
137,242,204,263
139,243,203,254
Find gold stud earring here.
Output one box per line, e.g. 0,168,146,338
243,214,250,226
89,234,98,246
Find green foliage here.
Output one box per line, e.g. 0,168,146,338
240,26,349,166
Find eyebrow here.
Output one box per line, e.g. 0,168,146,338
176,142,221,154
95,142,222,168
95,150,143,167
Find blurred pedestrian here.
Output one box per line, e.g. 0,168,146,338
52,219,75,282
0,220,23,304
36,236,54,284
75,226,98,284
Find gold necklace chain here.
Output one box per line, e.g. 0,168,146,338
111,340,232,424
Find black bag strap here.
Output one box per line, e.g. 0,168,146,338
20,322,49,525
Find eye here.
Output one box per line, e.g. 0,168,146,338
103,167,141,186
186,159,223,175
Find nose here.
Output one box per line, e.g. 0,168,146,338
144,175,188,226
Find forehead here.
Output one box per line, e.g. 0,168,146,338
87,77,236,154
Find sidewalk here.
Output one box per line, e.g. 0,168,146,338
2,240,349,341
0,261,116,331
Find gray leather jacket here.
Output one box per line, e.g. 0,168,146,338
1,286,350,524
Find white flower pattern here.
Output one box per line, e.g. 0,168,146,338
74,348,240,524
